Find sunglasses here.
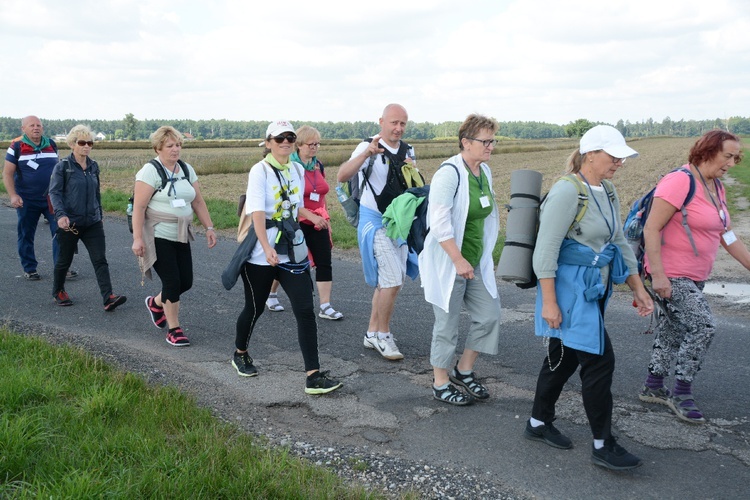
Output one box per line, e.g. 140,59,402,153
272,134,297,144
77,140,94,147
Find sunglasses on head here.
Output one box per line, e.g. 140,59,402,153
272,134,297,144
77,140,94,147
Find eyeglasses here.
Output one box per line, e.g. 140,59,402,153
467,137,498,148
272,134,297,144
605,152,626,165
77,140,94,147
305,142,320,148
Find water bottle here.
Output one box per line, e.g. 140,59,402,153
127,199,134,233
335,185,348,203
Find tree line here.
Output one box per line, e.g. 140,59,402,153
1,114,748,141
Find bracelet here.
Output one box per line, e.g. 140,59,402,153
206,227,214,231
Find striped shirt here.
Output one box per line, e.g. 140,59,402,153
5,137,58,199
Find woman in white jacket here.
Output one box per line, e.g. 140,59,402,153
419,114,501,405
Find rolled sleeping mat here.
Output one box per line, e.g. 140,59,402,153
496,169,543,285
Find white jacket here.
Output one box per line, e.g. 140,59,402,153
419,153,499,312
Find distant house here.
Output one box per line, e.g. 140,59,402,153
53,134,67,143
95,132,106,141
183,132,195,141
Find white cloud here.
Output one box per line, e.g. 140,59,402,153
0,0,747,125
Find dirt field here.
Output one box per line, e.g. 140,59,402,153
93,136,749,280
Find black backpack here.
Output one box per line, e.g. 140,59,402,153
361,138,424,214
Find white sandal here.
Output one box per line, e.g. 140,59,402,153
266,293,285,312
319,305,343,320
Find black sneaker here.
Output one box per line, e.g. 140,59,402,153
591,437,642,470
145,296,167,329
24,271,41,281
232,351,258,377
53,290,73,306
305,370,342,395
66,270,79,280
524,420,573,449
104,293,127,312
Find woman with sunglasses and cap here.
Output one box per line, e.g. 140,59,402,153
231,120,343,395
131,126,216,347
523,125,653,471
265,125,344,320
48,124,127,310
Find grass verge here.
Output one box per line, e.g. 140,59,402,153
0,328,374,499
725,146,750,211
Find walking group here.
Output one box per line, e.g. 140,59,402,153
4,107,749,471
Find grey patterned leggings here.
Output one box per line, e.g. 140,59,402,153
648,277,715,383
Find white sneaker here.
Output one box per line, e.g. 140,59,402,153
364,334,403,360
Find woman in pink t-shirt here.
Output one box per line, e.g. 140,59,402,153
639,130,750,424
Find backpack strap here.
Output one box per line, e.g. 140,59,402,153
675,167,698,256
11,140,22,180
560,173,588,235
148,158,193,192
439,162,461,198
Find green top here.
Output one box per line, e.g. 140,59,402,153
461,166,493,267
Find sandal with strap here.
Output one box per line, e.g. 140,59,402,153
449,364,490,400
433,383,473,406
266,293,285,312
667,394,706,424
319,305,343,320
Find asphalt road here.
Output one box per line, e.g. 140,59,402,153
1,199,749,499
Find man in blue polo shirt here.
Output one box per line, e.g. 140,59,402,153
3,115,62,280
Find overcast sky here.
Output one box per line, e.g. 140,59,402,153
2,0,748,126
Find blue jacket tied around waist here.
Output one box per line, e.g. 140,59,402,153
535,239,629,355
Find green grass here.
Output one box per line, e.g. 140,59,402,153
0,328,375,498
725,146,750,211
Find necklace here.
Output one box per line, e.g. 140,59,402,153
694,164,727,230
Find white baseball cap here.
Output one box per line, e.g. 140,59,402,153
265,120,295,138
579,125,639,159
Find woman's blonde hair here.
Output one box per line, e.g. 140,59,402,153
150,126,184,153
66,124,93,147
295,125,321,151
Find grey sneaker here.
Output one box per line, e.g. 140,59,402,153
638,385,671,406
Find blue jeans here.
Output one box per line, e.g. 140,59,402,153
16,198,58,273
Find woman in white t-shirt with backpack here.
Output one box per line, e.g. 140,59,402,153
131,126,216,347
230,120,342,396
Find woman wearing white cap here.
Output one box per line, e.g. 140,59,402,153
523,125,653,470
230,120,342,395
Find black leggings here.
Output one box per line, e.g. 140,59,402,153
235,263,319,372
152,238,193,303
301,223,332,282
